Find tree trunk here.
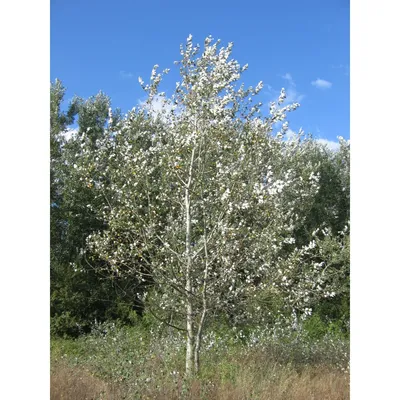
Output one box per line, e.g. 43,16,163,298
184,147,196,377
194,194,209,375
186,301,195,377
185,185,194,376
194,309,206,374
184,188,195,377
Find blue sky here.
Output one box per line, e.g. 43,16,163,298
51,0,349,144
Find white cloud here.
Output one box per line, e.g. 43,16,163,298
316,138,340,151
278,72,305,103
139,94,178,123
264,73,305,111
286,87,305,103
311,78,333,89
283,128,341,152
281,73,293,83
285,128,297,140
120,70,134,79
139,95,165,113
62,128,78,141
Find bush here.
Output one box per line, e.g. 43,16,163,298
51,312,87,338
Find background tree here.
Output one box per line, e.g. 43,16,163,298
50,82,141,336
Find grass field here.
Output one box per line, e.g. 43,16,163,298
50,323,349,400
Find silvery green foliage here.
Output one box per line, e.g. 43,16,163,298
61,322,348,387
76,35,347,374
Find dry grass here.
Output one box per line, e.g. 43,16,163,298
51,325,349,399
204,366,349,400
51,361,349,400
51,362,124,400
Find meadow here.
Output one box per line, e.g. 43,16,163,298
51,322,349,400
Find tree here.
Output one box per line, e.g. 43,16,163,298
50,81,142,336
81,35,344,376
50,79,77,263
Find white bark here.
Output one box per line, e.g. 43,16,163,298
194,192,210,374
185,146,196,377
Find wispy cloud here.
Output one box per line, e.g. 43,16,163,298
284,127,341,152
311,78,332,89
331,64,349,76
279,72,305,103
281,73,293,83
119,70,134,79
316,138,340,151
290,134,341,152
